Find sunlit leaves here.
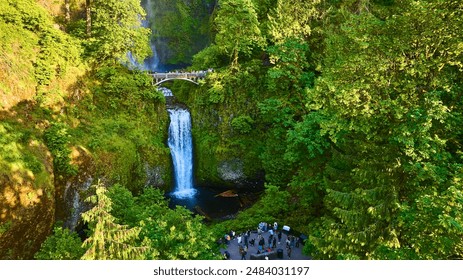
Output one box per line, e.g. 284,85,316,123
214,0,265,67
87,0,151,65
107,185,220,260
34,226,85,260
81,181,148,260
267,0,320,44
304,0,463,259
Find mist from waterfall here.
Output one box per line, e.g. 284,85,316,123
128,0,161,71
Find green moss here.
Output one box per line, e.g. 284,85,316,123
171,60,267,187
70,67,172,193
0,221,12,236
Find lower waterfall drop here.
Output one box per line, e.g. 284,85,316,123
167,107,196,199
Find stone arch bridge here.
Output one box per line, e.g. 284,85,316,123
150,70,210,86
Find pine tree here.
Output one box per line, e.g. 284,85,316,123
81,181,148,260
306,0,463,259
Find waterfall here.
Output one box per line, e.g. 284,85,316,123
141,0,160,71
128,0,161,71
168,107,196,199
158,87,173,97
63,177,93,230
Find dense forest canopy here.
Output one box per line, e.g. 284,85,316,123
1,0,462,260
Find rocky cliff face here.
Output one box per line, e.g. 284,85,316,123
0,139,55,259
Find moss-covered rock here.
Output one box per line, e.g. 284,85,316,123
0,124,55,259
170,63,266,190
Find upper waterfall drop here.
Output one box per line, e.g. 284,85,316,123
168,107,196,199
128,0,161,71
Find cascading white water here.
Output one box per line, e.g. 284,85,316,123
158,87,173,97
63,177,93,230
168,107,196,199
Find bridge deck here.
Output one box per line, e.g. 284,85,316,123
150,71,207,79
150,70,210,86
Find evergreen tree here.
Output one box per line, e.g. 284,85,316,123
81,181,148,260
305,0,463,259
108,186,220,260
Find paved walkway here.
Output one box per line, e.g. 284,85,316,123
220,229,311,260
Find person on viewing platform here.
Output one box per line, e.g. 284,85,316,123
240,246,247,260
223,251,230,260
257,228,262,239
258,238,265,251
249,238,255,247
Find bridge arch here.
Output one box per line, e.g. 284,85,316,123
150,70,209,86
154,77,199,86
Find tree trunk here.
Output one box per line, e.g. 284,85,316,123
86,0,91,37
64,0,71,23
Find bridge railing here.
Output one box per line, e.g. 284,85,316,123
149,70,212,85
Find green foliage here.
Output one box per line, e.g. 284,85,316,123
304,0,463,259
93,66,164,110
0,122,51,189
0,221,12,236
185,0,463,261
267,0,319,44
2,0,463,261
192,44,228,70
81,181,148,260
34,226,85,260
214,0,265,67
214,184,292,233
106,184,221,259
72,65,170,192
86,0,151,65
145,0,215,65
106,184,140,226
375,182,463,260
43,122,78,177
0,0,81,97
267,39,313,93
231,115,254,134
